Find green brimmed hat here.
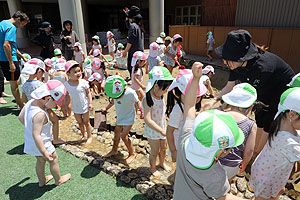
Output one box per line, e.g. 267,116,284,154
288,73,300,87
274,87,300,119
222,83,257,108
104,75,127,98
54,48,62,56
145,66,174,93
184,109,244,169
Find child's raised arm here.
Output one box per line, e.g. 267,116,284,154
142,98,166,136
184,62,203,118
239,123,257,173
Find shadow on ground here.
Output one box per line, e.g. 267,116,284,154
0,105,20,117
80,164,102,179
7,143,25,155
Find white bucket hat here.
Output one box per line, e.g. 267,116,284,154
222,83,257,108
156,37,164,44
184,109,244,169
202,65,215,75
55,58,66,71
88,72,102,82
274,87,300,119
168,69,207,97
145,66,174,93
21,58,45,75
131,51,147,67
149,42,159,57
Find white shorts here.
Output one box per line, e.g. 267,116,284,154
24,139,55,157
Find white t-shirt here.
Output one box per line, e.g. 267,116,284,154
114,87,139,126
200,75,209,86
64,79,90,114
74,50,84,63
168,103,184,150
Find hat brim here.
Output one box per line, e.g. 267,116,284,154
215,42,258,62
31,84,50,100
222,89,256,108
145,79,156,93
21,63,38,75
168,77,207,97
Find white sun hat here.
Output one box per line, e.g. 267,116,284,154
149,42,159,57
274,87,300,119
55,58,66,71
168,69,207,97
202,65,215,75
145,66,174,93
222,83,257,108
131,51,147,67
184,109,244,169
21,58,45,75
88,72,102,82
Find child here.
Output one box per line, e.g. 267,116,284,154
200,65,215,98
20,53,31,68
18,80,71,187
21,58,45,103
89,35,102,55
105,31,116,61
101,75,140,164
164,34,182,74
64,60,93,144
206,31,215,61
218,83,257,180
173,62,245,200
115,43,127,70
52,58,68,84
166,69,207,162
43,58,54,82
160,32,166,43
249,87,300,200
88,72,102,95
73,42,85,70
18,53,32,89
142,66,174,178
92,49,111,66
156,37,165,61
131,51,147,101
147,42,162,72
54,48,64,59
91,58,107,91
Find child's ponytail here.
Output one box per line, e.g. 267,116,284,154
166,87,183,117
268,111,287,147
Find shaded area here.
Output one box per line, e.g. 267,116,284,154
7,143,25,155
80,164,102,179
0,105,20,117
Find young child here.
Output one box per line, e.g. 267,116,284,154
166,69,207,162
92,49,111,66
83,57,93,80
18,80,71,187
52,58,68,84
142,66,174,178
160,32,166,43
73,42,85,70
105,31,116,61
249,87,300,200
89,35,102,55
147,42,162,72
54,48,64,59
115,43,127,70
200,65,215,98
18,53,32,89
131,51,147,101
64,60,93,144
101,75,140,164
156,37,166,61
88,72,102,95
91,58,107,91
164,34,183,74
43,58,54,82
206,31,215,61
21,58,45,103
218,83,257,180
173,62,245,200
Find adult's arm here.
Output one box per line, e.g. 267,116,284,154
17,49,27,62
123,43,132,58
3,40,16,72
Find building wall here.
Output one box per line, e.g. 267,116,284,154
235,0,300,28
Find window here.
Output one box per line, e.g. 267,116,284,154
175,5,201,25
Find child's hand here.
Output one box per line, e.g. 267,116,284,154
43,151,53,162
89,104,93,111
160,130,166,136
239,161,246,173
101,107,106,113
141,85,146,90
191,62,203,78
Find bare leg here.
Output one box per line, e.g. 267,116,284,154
109,52,115,61
10,80,23,108
2,92,13,97
148,139,162,178
120,125,135,164
48,109,65,145
159,139,172,172
74,113,86,141
104,125,122,158
49,151,71,186
82,111,92,144
35,156,53,187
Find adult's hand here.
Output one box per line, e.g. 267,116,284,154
122,51,127,58
9,62,16,72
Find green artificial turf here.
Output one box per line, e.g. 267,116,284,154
0,85,147,200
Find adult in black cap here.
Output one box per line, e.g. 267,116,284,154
202,29,295,157
60,20,79,60
31,21,54,59
122,5,144,77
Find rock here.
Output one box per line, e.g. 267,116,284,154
120,175,131,184
130,179,138,187
104,138,112,144
92,128,98,134
102,132,111,139
120,151,129,158
278,196,292,200
146,188,155,198
136,183,150,194
230,183,238,195
237,192,244,198
146,144,151,153
138,140,148,147
154,193,165,200
128,172,138,179
136,146,147,155
74,151,84,158
157,186,166,194
132,139,139,146
144,181,155,187
236,177,247,193
244,190,254,199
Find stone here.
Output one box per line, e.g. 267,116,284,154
146,144,151,154
136,146,147,155
104,138,112,144
157,186,166,194
244,190,254,199
102,132,111,139
130,179,138,187
230,183,238,195
278,196,292,200
144,181,155,187
120,151,129,158
154,193,165,200
146,188,155,198
237,192,244,198
128,172,138,179
120,175,131,184
92,128,98,134
138,140,147,147
236,177,247,193
136,183,150,194
132,139,139,146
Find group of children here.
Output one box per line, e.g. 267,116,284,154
17,31,300,200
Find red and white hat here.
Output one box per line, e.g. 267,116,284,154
65,60,79,72
55,58,66,71
88,72,102,82
173,34,182,41
44,58,52,68
106,31,114,38
92,58,102,70
93,49,101,57
21,58,45,75
149,42,159,57
31,80,66,106
74,42,82,50
168,69,207,97
131,51,147,66
202,65,215,75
